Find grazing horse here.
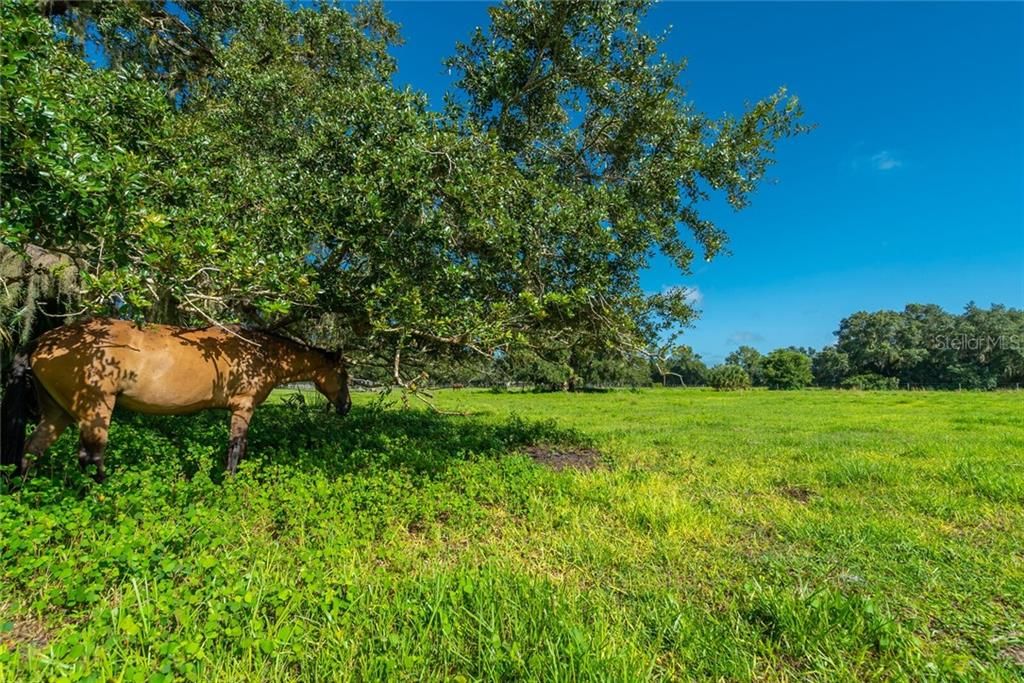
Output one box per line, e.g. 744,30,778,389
1,318,350,482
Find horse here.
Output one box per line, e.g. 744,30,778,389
1,317,350,482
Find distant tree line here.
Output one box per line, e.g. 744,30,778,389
412,303,1023,391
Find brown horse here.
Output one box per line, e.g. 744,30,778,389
1,318,350,482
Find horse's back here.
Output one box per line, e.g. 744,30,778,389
31,318,254,416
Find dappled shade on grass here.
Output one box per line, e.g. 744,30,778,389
4,403,589,488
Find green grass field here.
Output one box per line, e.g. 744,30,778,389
2,388,1022,681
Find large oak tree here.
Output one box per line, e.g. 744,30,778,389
2,0,806,387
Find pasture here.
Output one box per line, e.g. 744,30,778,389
1,388,1022,681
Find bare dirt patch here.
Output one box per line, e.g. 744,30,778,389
779,485,817,504
0,603,52,652
523,445,603,472
1002,644,1024,667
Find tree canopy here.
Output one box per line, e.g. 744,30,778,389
761,348,813,390
833,303,1024,389
2,0,806,387
725,345,763,386
717,303,1023,391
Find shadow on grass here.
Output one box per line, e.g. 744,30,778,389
4,404,589,492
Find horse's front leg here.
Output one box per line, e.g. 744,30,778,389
226,402,254,475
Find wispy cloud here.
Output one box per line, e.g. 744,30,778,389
727,331,764,345
870,150,902,171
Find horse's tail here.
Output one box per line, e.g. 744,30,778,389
1,344,38,471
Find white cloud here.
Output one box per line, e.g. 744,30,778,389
870,150,902,171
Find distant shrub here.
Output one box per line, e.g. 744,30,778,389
762,349,813,390
841,374,900,390
708,364,752,391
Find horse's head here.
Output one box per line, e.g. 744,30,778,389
314,351,351,416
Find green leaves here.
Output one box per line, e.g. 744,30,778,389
707,364,752,391
832,303,1024,389
762,348,814,390
444,0,807,359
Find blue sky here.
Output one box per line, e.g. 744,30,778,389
383,1,1024,363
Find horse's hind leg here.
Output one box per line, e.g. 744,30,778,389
20,391,73,477
225,403,254,475
76,394,115,483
